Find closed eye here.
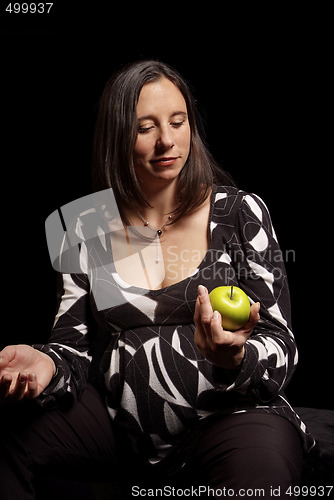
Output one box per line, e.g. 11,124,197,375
171,121,185,128
138,126,154,134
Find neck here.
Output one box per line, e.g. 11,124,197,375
139,180,179,219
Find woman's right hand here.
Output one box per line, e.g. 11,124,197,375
0,345,56,403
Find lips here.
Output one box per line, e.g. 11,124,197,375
150,157,179,167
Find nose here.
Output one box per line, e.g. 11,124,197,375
156,126,175,151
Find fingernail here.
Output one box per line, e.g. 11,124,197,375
198,285,206,296
213,310,220,320
28,373,36,382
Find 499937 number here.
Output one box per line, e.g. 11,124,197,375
5,3,53,14
286,485,333,497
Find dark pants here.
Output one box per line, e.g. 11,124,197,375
0,384,302,500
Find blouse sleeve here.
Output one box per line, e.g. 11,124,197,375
33,206,105,408
33,268,94,408
218,192,298,403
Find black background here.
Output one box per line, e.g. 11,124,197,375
1,4,331,409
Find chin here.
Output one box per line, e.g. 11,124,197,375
154,171,182,183
138,166,182,185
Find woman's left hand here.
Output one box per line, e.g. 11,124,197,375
194,285,260,370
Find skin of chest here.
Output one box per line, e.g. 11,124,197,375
110,197,211,290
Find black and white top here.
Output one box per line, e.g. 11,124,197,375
35,185,315,464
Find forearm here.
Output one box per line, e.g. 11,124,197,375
214,320,297,403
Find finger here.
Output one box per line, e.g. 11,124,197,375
11,372,28,400
228,303,260,347
209,310,226,345
211,303,260,347
209,311,245,349
241,302,260,333
194,293,213,353
197,285,214,328
194,298,207,349
193,296,201,326
25,372,39,399
0,374,12,400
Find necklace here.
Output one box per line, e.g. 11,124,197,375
136,211,173,263
136,211,173,237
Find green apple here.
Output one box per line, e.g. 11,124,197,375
209,286,250,331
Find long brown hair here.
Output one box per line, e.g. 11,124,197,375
92,59,235,224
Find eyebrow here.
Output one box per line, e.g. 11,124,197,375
137,111,188,121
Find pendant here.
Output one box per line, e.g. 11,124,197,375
157,229,163,237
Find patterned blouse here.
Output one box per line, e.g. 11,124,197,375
35,185,315,465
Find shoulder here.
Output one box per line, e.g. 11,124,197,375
212,185,270,222
211,185,276,244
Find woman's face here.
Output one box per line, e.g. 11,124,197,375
133,77,191,185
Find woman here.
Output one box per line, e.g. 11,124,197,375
0,60,314,499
